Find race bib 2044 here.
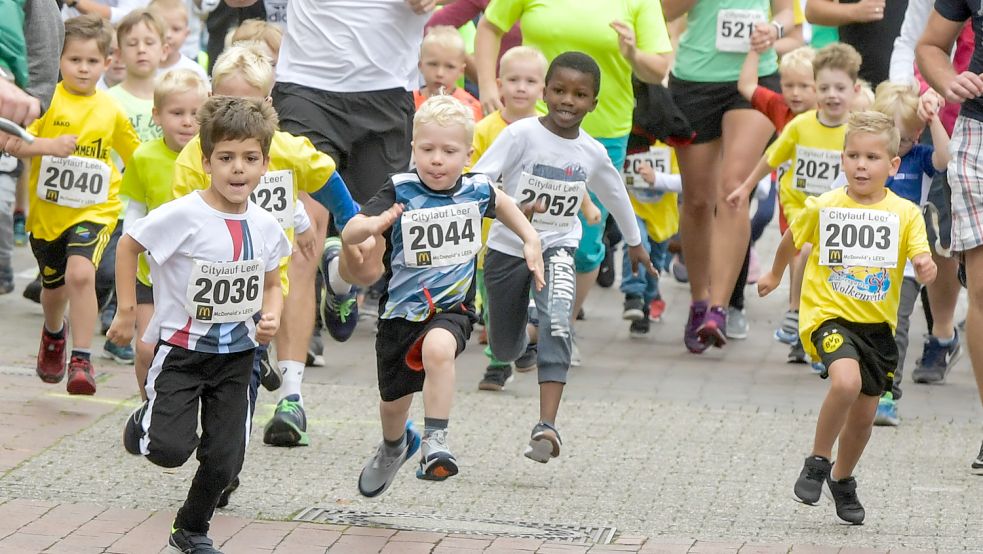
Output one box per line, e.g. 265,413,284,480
515,172,585,233
401,202,482,268
250,170,294,229
819,207,900,268
716,9,766,53
185,259,265,323
36,156,111,208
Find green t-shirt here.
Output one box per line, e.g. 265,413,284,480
485,0,672,139
119,138,178,286
672,0,779,83
810,25,839,49
107,85,162,142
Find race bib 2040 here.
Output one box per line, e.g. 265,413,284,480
401,202,482,268
515,172,585,232
36,156,111,208
716,9,766,53
622,148,671,189
819,207,900,268
794,147,841,196
250,170,294,229
185,259,265,323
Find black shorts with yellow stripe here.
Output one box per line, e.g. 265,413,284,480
30,222,112,289
811,318,898,398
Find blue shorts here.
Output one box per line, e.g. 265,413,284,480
575,135,627,273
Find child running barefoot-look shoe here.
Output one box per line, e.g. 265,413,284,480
108,97,291,553
758,112,935,525
6,15,141,395
474,52,656,463
342,95,543,497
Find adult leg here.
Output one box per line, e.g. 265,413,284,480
675,141,722,303
962,246,983,405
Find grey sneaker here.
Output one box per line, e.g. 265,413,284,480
793,455,831,505
524,421,562,463
622,295,645,321
514,343,537,373
824,476,865,525
726,307,748,340
358,421,420,498
478,364,513,391
416,429,458,481
912,330,961,384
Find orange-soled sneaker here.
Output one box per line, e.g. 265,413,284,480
36,320,69,383
66,356,96,395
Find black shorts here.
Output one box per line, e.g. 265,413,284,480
136,280,154,305
376,312,473,402
811,318,898,397
669,73,781,144
30,222,112,289
272,82,413,204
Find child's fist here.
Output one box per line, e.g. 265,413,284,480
256,312,280,344
51,135,78,158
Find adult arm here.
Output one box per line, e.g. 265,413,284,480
475,15,506,114
805,0,886,26
661,0,698,22
889,0,933,85
23,0,62,113
916,10,977,104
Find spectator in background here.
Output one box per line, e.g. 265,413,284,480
425,0,522,84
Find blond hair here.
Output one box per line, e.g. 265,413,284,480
116,8,166,46
813,42,863,81
854,79,875,111
198,96,278,159
779,46,815,76
64,15,114,57
149,0,188,18
231,19,283,58
420,25,466,58
873,81,921,131
211,42,275,95
414,94,474,141
154,69,208,109
845,110,900,157
499,46,548,78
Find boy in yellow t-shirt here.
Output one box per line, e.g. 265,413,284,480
758,112,935,526
729,43,862,365
119,69,208,400
6,15,141,396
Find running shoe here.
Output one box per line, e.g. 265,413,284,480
257,345,281,392
358,420,420,497
66,356,96,395
524,421,562,464
793,455,831,505
726,307,748,340
168,527,222,553
824,476,866,525
873,392,899,427
622,295,645,321
684,302,709,354
123,401,148,456
263,395,309,447
912,330,961,384
416,429,458,481
13,211,26,246
22,274,41,304
306,332,325,367
788,340,808,364
697,305,727,349
102,340,135,364
319,237,359,342
478,364,513,391
36,320,68,383
649,298,666,322
774,310,799,344
972,440,983,475
514,343,537,373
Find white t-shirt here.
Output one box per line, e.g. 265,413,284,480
158,55,210,88
129,191,291,353
473,117,642,258
276,0,428,92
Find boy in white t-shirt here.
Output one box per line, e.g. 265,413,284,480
107,96,290,553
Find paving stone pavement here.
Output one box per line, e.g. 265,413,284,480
1,241,982,553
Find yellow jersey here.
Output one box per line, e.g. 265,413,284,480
624,141,680,243
766,110,846,224
26,83,140,240
792,187,930,360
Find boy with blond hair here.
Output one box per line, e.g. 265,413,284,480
231,19,283,65
6,15,141,395
149,0,210,85
119,68,208,398
758,111,935,525
343,94,543,496
110,96,290,554
415,25,483,123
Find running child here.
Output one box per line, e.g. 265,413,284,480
342,94,543,496
415,25,484,123
149,0,210,84
5,15,141,395
758,111,935,525
474,51,655,463
108,9,168,142
109,96,290,553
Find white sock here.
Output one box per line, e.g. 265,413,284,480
279,360,305,404
327,257,353,295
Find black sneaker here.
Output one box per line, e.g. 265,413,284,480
629,305,650,338
123,402,149,456
912,329,961,384
514,343,537,373
824,476,865,525
793,455,831,505
622,295,645,321
216,476,239,509
787,339,807,364
597,247,615,288
168,528,222,553
22,274,41,304
257,346,281,392
263,394,309,447
478,364,513,391
972,440,983,474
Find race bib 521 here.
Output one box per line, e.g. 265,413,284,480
401,202,482,268
716,9,766,53
36,156,111,208
185,259,265,323
819,208,900,268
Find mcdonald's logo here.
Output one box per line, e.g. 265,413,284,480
46,190,59,202
828,249,842,264
196,305,213,321
416,251,432,266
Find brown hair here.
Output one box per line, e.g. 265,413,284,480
116,9,167,47
63,15,114,58
812,43,862,82
198,96,278,158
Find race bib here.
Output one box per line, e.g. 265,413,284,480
622,148,671,189
515,172,585,232
264,0,287,25
250,170,294,229
401,202,482,268
36,156,111,208
716,9,766,53
794,147,841,195
185,259,265,323
819,208,900,268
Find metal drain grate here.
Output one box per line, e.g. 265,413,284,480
293,508,616,544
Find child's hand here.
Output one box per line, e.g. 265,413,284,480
106,311,136,347
918,89,944,122
638,164,656,186
294,226,316,261
757,272,780,297
913,253,938,285
726,182,751,208
255,312,280,345
627,243,659,277
50,135,78,158
523,239,545,291
519,195,548,221
365,203,404,239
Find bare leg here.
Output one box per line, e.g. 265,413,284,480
831,393,879,480
539,381,564,424
380,395,414,442
789,248,807,311
65,256,97,350
573,268,598,322
675,141,723,304
962,246,983,404
135,304,155,401
40,286,69,333
927,254,959,339
421,328,457,419
812,358,863,459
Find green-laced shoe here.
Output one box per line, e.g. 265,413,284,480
263,395,309,447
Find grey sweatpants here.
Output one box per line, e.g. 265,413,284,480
893,276,921,401
484,246,575,384
0,169,17,285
